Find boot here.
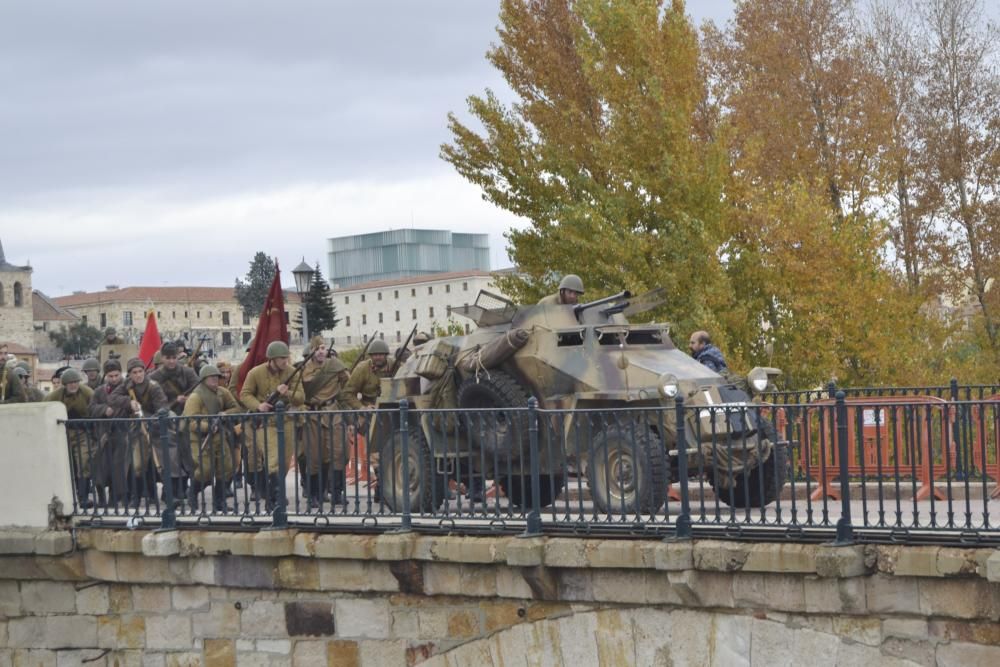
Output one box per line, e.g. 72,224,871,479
248,470,264,502
306,474,323,511
332,470,347,506
212,480,230,513
76,478,94,510
187,480,203,510
266,474,287,513
95,484,108,510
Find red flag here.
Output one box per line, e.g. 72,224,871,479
236,262,289,395
138,310,163,369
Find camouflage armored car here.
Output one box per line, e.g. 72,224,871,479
371,289,788,514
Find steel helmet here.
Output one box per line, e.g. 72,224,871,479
199,364,222,379
368,339,390,355
266,341,291,359
82,358,101,372
61,369,84,384
559,274,585,294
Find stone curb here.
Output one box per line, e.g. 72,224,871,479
0,529,74,556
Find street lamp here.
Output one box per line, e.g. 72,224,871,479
292,259,315,345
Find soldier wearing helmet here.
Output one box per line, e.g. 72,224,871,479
82,358,102,390
16,361,45,402
150,342,199,413
87,359,133,505
1,359,27,404
239,339,305,510
298,335,353,508
538,274,585,306
45,368,96,508
182,364,242,511
103,327,125,345
343,338,393,410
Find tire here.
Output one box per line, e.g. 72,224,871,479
587,425,668,514
377,424,447,513
456,370,532,460
505,474,565,511
709,418,788,508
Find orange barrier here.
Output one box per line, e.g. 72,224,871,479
346,433,372,485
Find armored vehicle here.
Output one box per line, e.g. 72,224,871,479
371,290,788,514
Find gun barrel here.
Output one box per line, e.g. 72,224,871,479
574,290,632,315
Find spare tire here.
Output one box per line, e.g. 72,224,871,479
456,370,532,461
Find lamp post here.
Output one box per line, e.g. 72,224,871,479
292,259,315,345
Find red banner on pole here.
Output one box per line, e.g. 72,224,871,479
138,310,162,369
236,262,289,395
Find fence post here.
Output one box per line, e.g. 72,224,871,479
272,401,288,529
951,377,965,481
399,399,412,532
827,381,837,399
834,391,854,544
673,396,692,540
522,397,543,537
156,409,176,530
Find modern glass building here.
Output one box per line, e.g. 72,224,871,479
326,229,490,288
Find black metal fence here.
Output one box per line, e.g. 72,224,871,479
61,391,1000,546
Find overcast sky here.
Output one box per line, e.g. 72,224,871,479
1,1,735,296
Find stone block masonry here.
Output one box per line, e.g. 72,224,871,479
0,529,998,665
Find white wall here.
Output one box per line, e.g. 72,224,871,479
0,402,74,527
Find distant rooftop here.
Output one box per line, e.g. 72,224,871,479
52,286,301,308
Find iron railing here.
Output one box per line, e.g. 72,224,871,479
60,391,1000,546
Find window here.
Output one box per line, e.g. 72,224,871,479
363,334,368,344
208,311,212,319
396,331,401,342
361,294,366,303
13,282,23,307
196,311,201,319
395,311,400,322
428,286,433,295
100,313,107,329
394,290,399,299
347,335,352,344
429,307,434,318
379,332,384,340
157,311,161,319
243,332,252,345
81,315,87,325
465,324,471,334
463,282,468,291
242,311,251,325
122,312,133,327
378,313,383,324
346,316,351,326
222,311,230,325
184,311,188,318
345,296,350,305
446,284,451,293
446,305,452,316
222,332,232,346
377,292,382,301
411,288,416,297
362,314,367,325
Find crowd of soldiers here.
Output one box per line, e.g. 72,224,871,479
1,333,422,514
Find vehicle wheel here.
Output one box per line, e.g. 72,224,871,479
456,370,532,459
587,425,668,514
505,474,565,511
377,424,447,513
709,418,788,508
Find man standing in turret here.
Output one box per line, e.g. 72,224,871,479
538,275,585,306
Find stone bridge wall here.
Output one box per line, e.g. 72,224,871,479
1,529,999,666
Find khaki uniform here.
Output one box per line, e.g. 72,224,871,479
538,292,571,305
300,358,352,474
149,364,199,413
343,359,394,409
240,362,305,474
46,385,95,477
88,380,134,500
0,367,27,404
86,375,102,391
26,385,45,402
183,384,242,483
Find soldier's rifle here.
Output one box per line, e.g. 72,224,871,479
187,335,210,368
393,324,419,372
348,332,379,376
262,347,318,407
127,386,158,469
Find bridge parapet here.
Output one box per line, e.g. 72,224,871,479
2,528,999,665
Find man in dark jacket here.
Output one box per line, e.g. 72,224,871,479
689,331,728,373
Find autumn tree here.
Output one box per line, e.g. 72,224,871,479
443,0,737,338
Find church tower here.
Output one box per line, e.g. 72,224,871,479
0,239,35,350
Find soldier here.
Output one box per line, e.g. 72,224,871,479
45,369,96,508
88,359,133,505
239,341,305,510
343,339,399,503
120,357,182,505
149,342,199,413
82,358,103,390
216,360,233,388
1,359,27,404
538,274,584,306
299,336,352,509
183,364,242,512
18,361,45,402
103,327,125,345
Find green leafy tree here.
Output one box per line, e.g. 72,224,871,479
234,252,276,318
49,322,103,358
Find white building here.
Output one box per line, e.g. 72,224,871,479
327,270,509,349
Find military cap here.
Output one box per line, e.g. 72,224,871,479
13,366,27,377
368,339,390,355
413,331,431,346
126,358,145,371
16,360,30,373
266,341,290,359
199,364,222,379
61,369,83,384
308,335,326,351
82,358,101,372
103,359,121,373
161,342,178,357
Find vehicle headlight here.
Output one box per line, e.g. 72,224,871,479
658,372,679,399
748,367,769,393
